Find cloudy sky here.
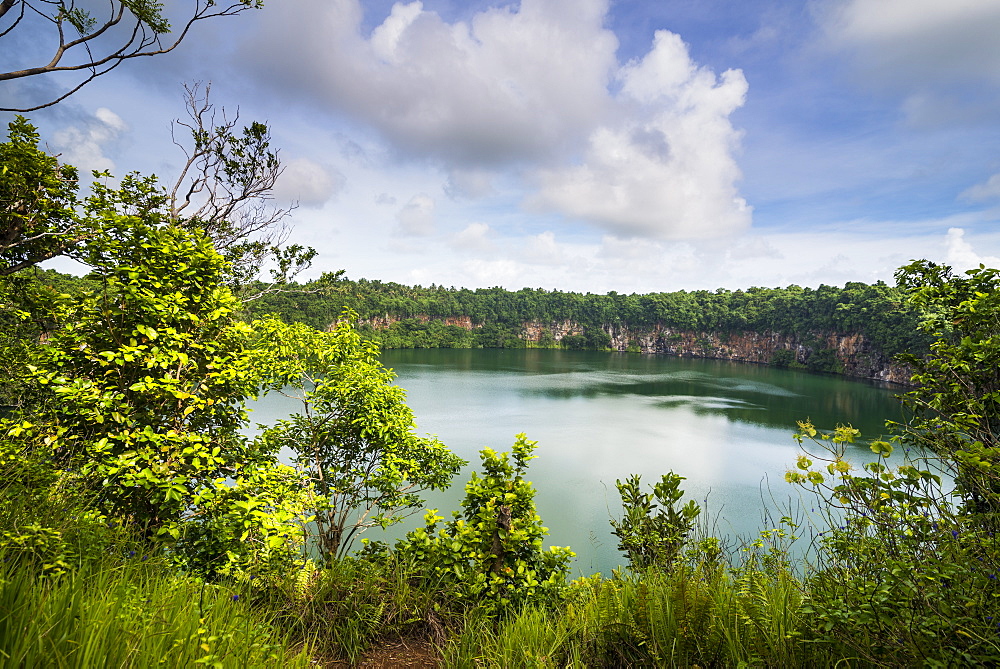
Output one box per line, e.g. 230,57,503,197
4,0,1000,293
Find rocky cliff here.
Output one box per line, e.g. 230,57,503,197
355,314,912,385
361,314,474,329
595,323,911,385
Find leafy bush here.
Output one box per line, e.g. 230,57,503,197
0,224,311,578
895,260,1000,519
611,473,701,572
788,421,1000,665
254,316,464,562
373,434,574,611
769,348,796,368
805,345,843,373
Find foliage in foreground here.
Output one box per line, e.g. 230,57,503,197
444,561,809,668
367,434,574,612
0,554,311,669
611,472,703,572
255,316,465,562
0,468,309,668
0,147,461,578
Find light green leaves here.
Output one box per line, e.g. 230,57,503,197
4,226,270,561
870,440,893,457
253,314,464,561
384,434,573,611
611,471,701,571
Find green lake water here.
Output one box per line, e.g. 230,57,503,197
250,348,907,576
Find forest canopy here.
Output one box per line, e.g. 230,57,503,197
240,274,932,360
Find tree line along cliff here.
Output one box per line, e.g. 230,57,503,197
244,277,928,384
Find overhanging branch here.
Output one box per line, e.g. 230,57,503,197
0,0,262,112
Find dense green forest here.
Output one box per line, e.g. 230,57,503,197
4,75,1000,667
247,276,932,364
36,267,933,373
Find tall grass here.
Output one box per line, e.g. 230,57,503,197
258,555,447,664
0,460,312,668
0,549,311,668
441,561,826,668
443,606,578,668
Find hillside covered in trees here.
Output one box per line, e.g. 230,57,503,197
247,276,931,381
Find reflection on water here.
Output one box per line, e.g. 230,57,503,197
252,348,907,575
382,348,904,437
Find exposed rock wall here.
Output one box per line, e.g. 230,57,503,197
350,314,474,329
522,320,582,341
596,324,911,385
351,314,912,385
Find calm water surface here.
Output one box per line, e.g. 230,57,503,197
251,348,906,575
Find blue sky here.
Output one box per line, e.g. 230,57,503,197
4,0,1000,293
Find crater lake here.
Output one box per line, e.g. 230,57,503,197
250,348,907,575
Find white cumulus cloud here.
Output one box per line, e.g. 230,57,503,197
822,0,1000,124
445,169,497,199
825,0,1000,81
451,222,496,252
248,0,618,166
530,31,751,239
945,227,1000,271
246,0,751,241
395,193,436,236
51,107,128,175
274,157,345,207
522,231,574,266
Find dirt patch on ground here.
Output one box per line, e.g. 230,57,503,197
322,637,442,668
356,638,441,668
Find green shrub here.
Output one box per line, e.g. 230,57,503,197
611,472,701,572
789,421,1000,665
256,557,442,664
769,348,796,367
374,434,574,612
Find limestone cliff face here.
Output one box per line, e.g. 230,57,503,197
522,320,582,341
596,324,911,385
352,314,912,385
443,315,475,328
349,314,474,330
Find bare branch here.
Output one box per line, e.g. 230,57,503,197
0,0,24,39
165,82,317,295
168,81,293,242
0,1,263,112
